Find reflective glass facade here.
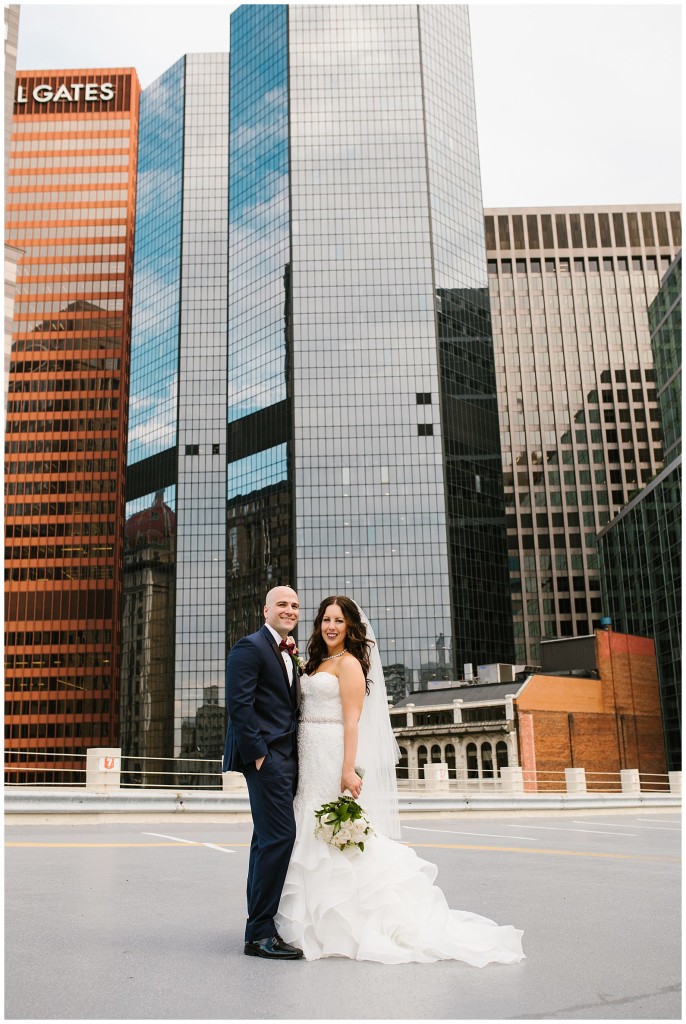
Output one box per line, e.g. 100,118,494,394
485,205,681,665
226,5,292,642
229,4,512,690
128,59,184,465
5,69,140,782
124,54,228,772
650,254,681,461
598,253,682,770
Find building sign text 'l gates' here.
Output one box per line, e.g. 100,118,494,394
16,82,116,104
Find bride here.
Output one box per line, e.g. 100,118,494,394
275,596,525,966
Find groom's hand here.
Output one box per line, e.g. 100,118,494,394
341,769,362,799
255,755,265,771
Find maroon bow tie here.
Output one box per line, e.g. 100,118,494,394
279,639,295,653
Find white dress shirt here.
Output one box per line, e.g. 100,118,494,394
265,623,294,686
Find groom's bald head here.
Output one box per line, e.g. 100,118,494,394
264,586,300,637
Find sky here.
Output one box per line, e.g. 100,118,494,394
14,1,682,208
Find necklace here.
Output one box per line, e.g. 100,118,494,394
321,649,348,661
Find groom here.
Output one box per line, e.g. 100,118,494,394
223,585,303,960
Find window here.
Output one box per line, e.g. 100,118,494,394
416,393,431,404
418,424,433,436
397,747,408,780
417,746,428,774
481,743,494,779
466,743,478,780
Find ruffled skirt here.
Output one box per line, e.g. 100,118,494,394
276,821,525,966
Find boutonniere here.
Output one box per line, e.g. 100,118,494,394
286,637,305,674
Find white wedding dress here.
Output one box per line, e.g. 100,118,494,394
275,673,525,965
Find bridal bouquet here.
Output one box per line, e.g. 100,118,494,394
313,774,374,854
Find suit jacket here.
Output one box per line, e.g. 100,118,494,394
222,624,302,773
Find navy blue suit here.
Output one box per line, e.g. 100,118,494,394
223,624,301,941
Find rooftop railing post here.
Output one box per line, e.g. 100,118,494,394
423,762,449,792
499,767,524,793
222,770,247,792
86,747,121,792
620,768,641,794
565,767,587,794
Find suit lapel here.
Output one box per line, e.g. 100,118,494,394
261,625,291,690
291,666,302,710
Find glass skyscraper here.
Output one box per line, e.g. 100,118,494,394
599,253,681,769
485,205,681,665
123,54,229,770
227,4,512,695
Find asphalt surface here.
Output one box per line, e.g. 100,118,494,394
4,810,681,1020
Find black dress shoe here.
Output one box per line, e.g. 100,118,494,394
244,934,304,959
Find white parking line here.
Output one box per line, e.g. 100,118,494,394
499,823,637,836
636,818,682,827
402,826,538,842
574,820,681,832
142,831,236,853
143,831,198,844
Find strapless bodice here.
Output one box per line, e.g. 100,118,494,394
299,672,342,725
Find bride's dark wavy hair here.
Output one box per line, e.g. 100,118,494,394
305,595,373,692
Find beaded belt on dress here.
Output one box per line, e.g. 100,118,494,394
299,716,339,724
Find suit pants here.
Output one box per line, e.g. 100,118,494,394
243,747,297,941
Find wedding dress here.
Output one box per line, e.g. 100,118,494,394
275,672,525,965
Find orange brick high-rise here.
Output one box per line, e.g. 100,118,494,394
5,70,140,781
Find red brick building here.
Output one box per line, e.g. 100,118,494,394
390,629,667,786
4,69,140,781
516,629,667,782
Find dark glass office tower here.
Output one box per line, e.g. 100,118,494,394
228,4,512,691
599,253,681,769
123,54,229,772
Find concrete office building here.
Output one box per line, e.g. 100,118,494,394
123,54,229,766
228,4,513,687
599,253,681,769
485,205,681,666
4,69,140,781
